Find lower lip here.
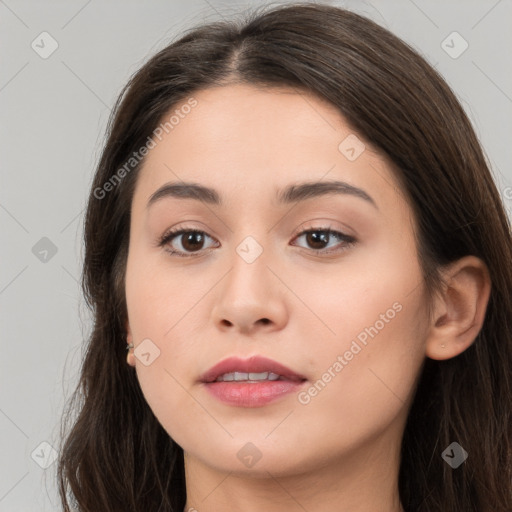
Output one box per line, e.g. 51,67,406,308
203,380,306,407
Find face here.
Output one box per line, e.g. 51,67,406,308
125,83,430,477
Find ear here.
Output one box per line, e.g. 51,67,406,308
425,255,491,361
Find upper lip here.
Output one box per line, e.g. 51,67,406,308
200,355,307,383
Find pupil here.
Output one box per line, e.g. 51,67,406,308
183,232,203,251
307,231,328,249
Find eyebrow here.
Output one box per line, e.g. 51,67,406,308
146,179,378,210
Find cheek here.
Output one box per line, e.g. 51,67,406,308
291,293,426,458
125,246,202,341
125,252,210,431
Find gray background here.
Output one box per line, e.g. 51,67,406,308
1,0,511,510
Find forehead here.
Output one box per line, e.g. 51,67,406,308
132,83,406,215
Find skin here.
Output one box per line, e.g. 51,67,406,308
125,83,491,512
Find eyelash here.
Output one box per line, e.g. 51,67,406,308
157,225,356,258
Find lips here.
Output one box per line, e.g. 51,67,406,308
199,355,307,383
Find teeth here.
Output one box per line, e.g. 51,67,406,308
215,371,282,382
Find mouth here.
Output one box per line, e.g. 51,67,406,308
199,355,307,384
213,371,292,382
199,355,307,407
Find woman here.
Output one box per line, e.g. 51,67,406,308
57,3,512,511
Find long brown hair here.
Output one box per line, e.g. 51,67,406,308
57,3,512,511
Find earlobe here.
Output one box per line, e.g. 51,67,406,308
425,256,491,361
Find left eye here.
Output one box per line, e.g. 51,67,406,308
158,227,355,257
291,228,355,254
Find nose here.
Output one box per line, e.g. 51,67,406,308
210,243,289,336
